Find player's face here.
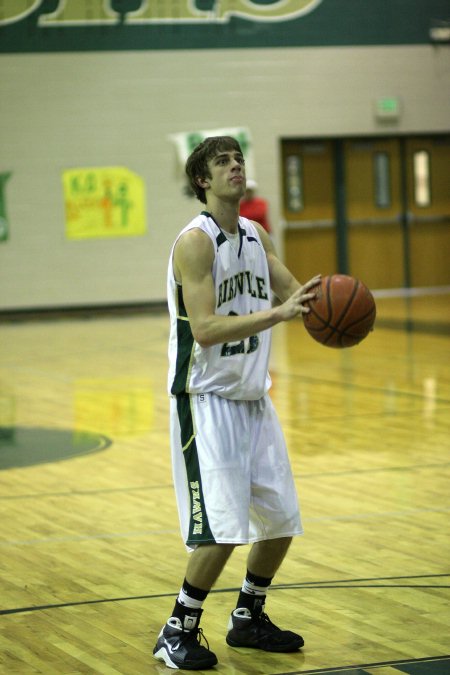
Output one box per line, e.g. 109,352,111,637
205,150,246,202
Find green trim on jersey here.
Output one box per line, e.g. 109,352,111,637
176,393,215,546
171,284,194,395
201,210,227,249
216,230,227,248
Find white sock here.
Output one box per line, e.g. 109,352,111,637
177,588,204,610
241,578,269,597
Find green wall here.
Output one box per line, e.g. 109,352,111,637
0,0,449,52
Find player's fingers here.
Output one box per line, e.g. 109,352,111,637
301,291,316,301
293,295,313,313
304,274,322,290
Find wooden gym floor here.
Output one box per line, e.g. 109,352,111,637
0,291,449,674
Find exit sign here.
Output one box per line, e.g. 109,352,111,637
375,97,401,120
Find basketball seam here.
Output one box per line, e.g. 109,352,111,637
323,279,359,345
305,275,375,348
307,276,333,329
342,307,376,332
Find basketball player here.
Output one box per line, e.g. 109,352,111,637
153,136,321,670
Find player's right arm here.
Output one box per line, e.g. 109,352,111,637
173,228,314,348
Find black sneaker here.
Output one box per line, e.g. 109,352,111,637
226,606,304,653
153,615,218,670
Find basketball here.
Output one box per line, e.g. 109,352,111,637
303,274,376,348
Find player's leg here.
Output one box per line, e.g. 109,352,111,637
241,536,293,621
226,396,304,653
226,537,303,653
154,394,251,669
247,535,293,578
153,542,235,670
185,542,235,590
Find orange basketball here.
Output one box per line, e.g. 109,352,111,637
303,274,376,348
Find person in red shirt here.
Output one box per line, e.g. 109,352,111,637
239,179,272,233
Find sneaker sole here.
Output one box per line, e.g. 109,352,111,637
153,646,218,670
153,646,179,669
226,635,304,652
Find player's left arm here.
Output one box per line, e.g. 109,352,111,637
254,222,320,303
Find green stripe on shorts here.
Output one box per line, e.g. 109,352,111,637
176,393,215,546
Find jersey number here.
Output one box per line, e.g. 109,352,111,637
220,311,259,357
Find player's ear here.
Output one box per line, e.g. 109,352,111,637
196,176,210,189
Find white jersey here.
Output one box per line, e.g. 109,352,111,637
167,212,272,400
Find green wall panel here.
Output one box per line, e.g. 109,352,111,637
0,0,448,52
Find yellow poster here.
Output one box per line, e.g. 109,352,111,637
63,166,146,239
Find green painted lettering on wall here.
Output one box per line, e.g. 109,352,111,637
38,0,118,26
126,0,322,23
218,0,322,22
0,0,322,27
0,0,40,26
115,1,210,23
0,0,446,50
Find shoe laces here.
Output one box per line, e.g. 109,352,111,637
254,612,278,631
179,626,211,650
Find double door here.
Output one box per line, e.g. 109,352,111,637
282,135,450,289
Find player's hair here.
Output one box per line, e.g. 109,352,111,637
185,136,243,204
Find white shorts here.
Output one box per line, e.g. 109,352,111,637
170,392,302,550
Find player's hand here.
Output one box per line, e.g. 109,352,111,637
279,274,322,320
298,274,322,313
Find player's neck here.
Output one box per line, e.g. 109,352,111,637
206,198,240,234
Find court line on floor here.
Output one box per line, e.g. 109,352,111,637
0,484,175,500
303,505,450,523
274,370,450,405
1,573,449,616
276,572,450,586
272,653,450,675
296,461,450,479
1,505,449,547
0,528,180,546
1,461,449,501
